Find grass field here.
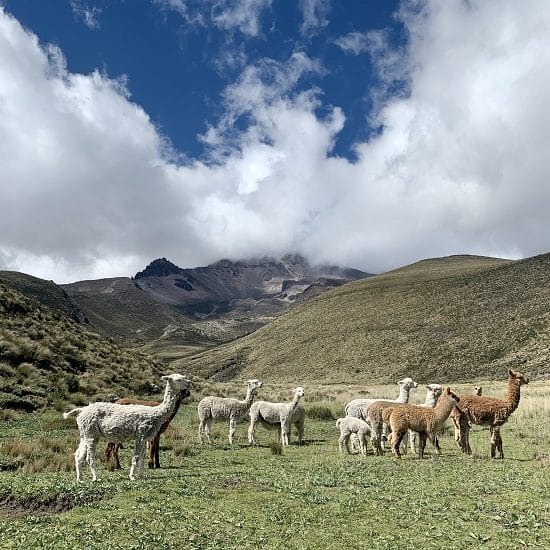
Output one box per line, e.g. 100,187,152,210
0,380,548,549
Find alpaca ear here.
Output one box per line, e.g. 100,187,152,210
508,369,516,376
446,387,451,394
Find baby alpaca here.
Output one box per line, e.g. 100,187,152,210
386,387,460,458
336,417,371,455
198,379,263,444
64,374,191,482
248,387,305,446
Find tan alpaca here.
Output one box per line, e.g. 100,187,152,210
385,387,460,458
456,369,529,459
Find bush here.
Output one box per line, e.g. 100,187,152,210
306,404,335,420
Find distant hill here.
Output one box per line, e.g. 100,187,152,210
0,281,164,411
133,254,371,318
180,253,550,384
0,271,87,323
62,255,371,353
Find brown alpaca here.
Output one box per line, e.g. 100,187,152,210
386,387,460,458
450,385,481,454
366,400,401,455
455,369,529,459
450,406,472,455
105,388,190,469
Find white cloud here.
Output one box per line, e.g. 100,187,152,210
2,1,550,283
154,0,271,37
334,31,369,55
69,0,102,30
299,0,330,37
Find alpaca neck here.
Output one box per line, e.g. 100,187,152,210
240,387,256,408
288,392,302,414
396,386,410,403
423,392,439,408
433,395,456,425
157,381,179,418
504,377,522,415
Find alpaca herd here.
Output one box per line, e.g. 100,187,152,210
62,369,529,482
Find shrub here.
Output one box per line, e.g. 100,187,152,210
306,404,335,420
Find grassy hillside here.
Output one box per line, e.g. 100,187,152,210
0,271,86,323
0,281,165,412
181,254,550,383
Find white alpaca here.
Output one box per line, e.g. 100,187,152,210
248,387,305,446
197,379,263,444
408,384,443,454
336,417,371,455
345,377,419,419
63,374,191,482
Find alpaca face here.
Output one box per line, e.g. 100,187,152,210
161,373,191,391
246,379,263,392
295,387,305,397
509,369,529,385
426,383,443,395
398,377,418,390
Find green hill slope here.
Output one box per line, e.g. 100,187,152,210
181,254,550,383
0,282,165,411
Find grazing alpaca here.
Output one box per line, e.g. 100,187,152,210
248,387,305,446
63,374,191,482
104,388,190,469
455,369,529,459
336,417,371,455
197,379,263,444
385,387,460,458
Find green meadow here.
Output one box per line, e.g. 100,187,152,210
1,380,548,549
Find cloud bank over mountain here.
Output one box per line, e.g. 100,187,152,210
1,1,549,282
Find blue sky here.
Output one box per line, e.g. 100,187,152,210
1,1,550,282
6,0,403,160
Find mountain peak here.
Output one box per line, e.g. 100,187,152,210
135,258,183,279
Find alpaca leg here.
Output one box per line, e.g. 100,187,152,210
147,438,157,469
359,434,367,456
248,418,257,445
428,432,441,455
153,436,161,469
228,417,237,445
372,422,383,455
296,420,304,445
114,444,122,469
392,431,405,458
74,439,87,483
86,438,100,482
130,437,146,481
338,434,347,454
281,422,289,446
409,430,417,455
493,426,504,459
418,432,427,459
491,426,499,458
203,419,212,443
